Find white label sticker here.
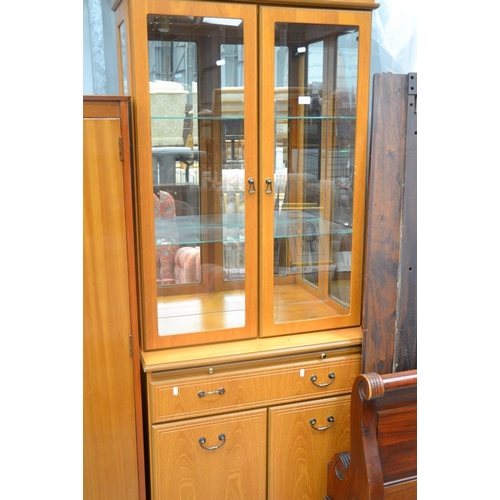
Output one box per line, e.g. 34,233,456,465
298,95,311,105
173,386,178,396
300,368,305,377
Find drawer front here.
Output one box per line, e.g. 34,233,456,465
150,353,360,423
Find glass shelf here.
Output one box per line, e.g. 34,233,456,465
150,115,355,121
150,115,244,120
279,115,355,120
155,211,352,247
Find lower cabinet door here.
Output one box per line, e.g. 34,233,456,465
151,408,267,500
268,395,351,499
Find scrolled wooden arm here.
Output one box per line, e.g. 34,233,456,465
357,370,417,401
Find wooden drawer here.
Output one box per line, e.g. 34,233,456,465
149,350,360,423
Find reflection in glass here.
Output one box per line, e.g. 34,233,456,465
147,14,246,336
119,22,128,94
272,22,359,323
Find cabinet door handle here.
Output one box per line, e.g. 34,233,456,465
309,415,334,431
265,178,273,193
198,387,226,398
310,372,335,387
198,434,226,450
247,177,256,194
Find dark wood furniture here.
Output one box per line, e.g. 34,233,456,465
362,73,417,374
325,370,417,500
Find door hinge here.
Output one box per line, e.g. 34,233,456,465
119,136,124,161
407,72,417,115
129,333,133,357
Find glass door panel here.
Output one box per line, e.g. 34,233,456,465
260,8,371,336
144,4,258,345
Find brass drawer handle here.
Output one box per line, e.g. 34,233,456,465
247,177,256,194
310,372,335,387
199,434,226,450
198,387,226,398
310,415,334,431
265,178,273,194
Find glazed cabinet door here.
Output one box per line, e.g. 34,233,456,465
119,0,373,350
151,408,267,500
268,395,350,499
129,0,259,350
259,7,373,337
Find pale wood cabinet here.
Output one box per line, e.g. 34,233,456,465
143,339,361,499
112,0,377,498
83,96,146,500
114,0,375,351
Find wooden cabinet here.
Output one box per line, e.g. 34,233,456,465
114,0,376,351
142,341,361,499
83,96,146,500
111,0,377,498
149,393,351,500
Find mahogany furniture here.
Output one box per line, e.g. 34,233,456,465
362,73,417,374
325,370,417,499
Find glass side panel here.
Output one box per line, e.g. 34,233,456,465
272,22,358,323
147,14,246,336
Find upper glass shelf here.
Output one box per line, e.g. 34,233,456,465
150,115,244,120
150,115,355,121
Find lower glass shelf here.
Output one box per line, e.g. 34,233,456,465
155,211,352,247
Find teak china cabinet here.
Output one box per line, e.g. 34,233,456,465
112,0,378,498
